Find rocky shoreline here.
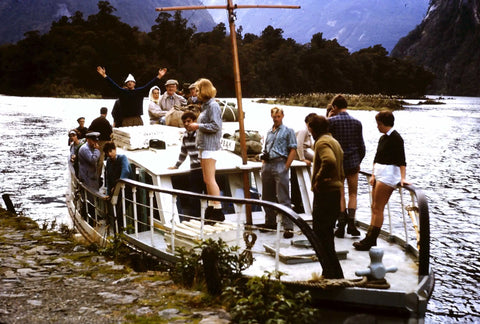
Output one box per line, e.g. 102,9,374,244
0,209,230,323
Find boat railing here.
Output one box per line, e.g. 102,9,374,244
110,178,330,272
69,166,430,279
359,171,430,277
67,167,112,243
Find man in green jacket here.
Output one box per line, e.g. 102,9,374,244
308,115,344,279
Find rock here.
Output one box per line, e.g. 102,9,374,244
0,210,232,323
158,308,180,318
136,307,152,315
16,268,35,276
73,245,87,252
97,292,138,305
27,300,42,306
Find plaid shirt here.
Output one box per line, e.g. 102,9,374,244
175,130,201,169
329,112,366,171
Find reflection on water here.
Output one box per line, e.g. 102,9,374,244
0,95,478,322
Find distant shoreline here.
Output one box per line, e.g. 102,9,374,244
259,93,419,110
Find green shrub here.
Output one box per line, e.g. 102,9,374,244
222,272,319,323
169,239,249,290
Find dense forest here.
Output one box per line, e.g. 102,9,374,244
0,1,434,98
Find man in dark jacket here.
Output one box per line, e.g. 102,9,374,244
96,66,167,126
88,107,113,179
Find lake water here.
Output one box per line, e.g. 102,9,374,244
0,95,478,322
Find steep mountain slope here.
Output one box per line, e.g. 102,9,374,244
0,0,216,45
391,0,480,96
203,0,429,52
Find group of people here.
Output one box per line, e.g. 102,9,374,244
68,106,131,200
70,69,225,224
96,66,200,127
72,67,408,280
265,94,407,279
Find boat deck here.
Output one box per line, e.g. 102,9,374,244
125,212,419,294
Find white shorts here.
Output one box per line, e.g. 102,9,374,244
199,149,221,160
373,163,401,188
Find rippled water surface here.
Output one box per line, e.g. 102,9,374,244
0,95,478,322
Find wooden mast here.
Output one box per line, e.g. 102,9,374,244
156,2,300,225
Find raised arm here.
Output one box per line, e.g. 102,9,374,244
157,68,167,79
97,66,107,78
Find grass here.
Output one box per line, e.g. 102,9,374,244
264,93,409,110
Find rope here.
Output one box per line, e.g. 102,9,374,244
287,276,391,290
220,102,237,121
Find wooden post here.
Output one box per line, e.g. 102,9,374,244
156,2,300,225
2,194,16,214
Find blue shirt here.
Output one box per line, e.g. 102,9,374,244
105,154,132,195
329,111,366,171
78,142,100,190
265,124,297,159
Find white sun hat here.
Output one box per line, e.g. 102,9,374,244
124,74,136,84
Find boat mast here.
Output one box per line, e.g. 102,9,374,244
156,2,300,224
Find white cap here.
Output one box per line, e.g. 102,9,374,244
124,74,136,84
165,79,178,86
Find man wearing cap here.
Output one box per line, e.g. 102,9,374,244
69,117,88,146
69,129,85,177
187,83,199,105
78,132,101,191
96,66,167,126
158,79,187,124
88,107,113,179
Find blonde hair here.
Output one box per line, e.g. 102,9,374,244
270,106,284,115
196,78,216,101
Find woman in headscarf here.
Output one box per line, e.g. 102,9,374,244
147,86,163,124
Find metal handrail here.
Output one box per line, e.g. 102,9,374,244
70,166,430,279
112,178,331,272
359,171,430,277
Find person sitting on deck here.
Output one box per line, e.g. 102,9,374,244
147,86,163,125
168,111,205,219
158,79,187,124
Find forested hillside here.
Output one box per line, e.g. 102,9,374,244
0,1,433,98
0,0,216,45
392,0,480,96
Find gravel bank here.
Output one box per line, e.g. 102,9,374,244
0,209,230,323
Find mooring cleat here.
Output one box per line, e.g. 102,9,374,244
355,247,398,281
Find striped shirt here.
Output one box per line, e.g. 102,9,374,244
175,130,201,169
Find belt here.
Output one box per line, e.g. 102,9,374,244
267,157,286,163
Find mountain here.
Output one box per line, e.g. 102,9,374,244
0,0,216,45
203,0,429,53
1,0,428,53
391,0,480,96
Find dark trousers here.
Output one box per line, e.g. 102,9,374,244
172,169,205,221
312,190,344,279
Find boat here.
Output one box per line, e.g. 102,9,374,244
66,2,434,319
66,121,434,319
